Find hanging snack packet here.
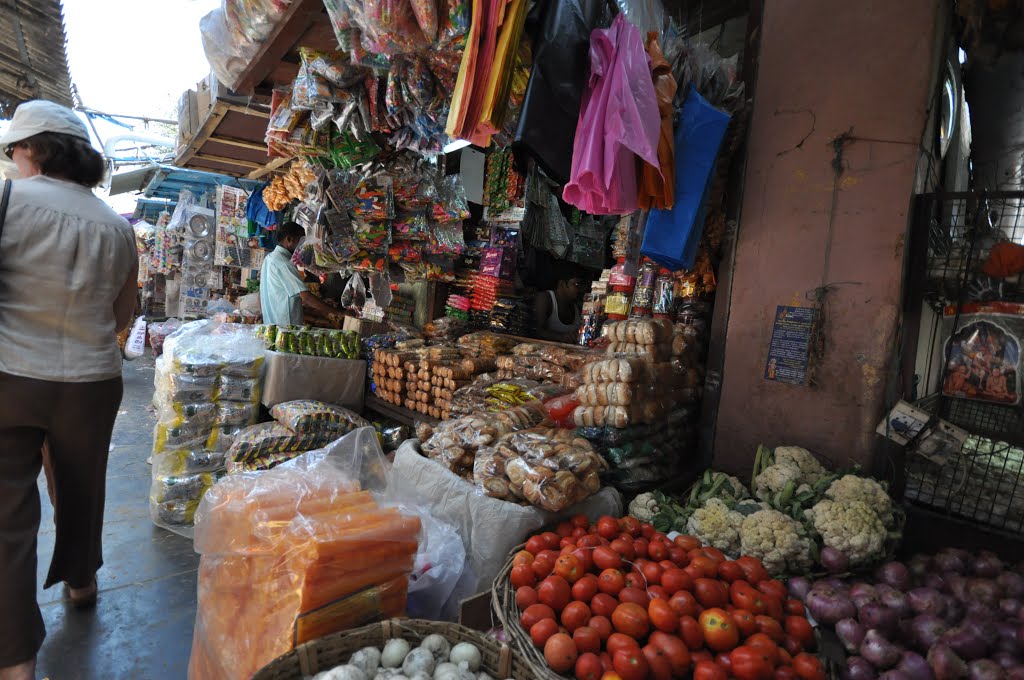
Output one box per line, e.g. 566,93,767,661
392,210,429,241
410,0,439,42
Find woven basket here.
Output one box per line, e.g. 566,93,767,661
492,544,565,680
252,618,534,680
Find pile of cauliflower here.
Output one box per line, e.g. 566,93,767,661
684,495,814,576
631,446,899,576
805,474,895,566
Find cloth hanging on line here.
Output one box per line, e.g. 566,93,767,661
562,13,661,216
513,0,616,185
640,85,731,271
637,32,678,210
446,0,530,147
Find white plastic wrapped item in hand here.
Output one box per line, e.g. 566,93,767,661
187,428,420,680
124,316,148,360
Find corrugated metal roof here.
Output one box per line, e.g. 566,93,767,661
0,0,74,118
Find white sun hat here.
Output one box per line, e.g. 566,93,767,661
0,100,92,162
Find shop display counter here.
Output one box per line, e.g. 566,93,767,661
262,350,366,411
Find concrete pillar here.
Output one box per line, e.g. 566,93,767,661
712,0,943,477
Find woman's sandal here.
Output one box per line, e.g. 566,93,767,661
63,578,98,609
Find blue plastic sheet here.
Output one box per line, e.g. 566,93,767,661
641,85,730,270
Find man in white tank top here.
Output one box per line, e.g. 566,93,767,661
534,266,582,343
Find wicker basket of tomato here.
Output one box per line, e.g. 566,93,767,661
492,513,827,680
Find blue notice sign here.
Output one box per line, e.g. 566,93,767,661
764,306,818,385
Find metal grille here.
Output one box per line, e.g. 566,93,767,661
905,433,1024,533
907,191,1024,534
923,192,1024,310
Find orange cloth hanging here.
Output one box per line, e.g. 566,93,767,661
446,0,485,136
474,0,530,141
446,0,530,146
638,32,678,210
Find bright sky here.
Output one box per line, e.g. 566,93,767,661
58,0,221,213
63,0,220,121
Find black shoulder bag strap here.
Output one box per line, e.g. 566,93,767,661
0,179,11,243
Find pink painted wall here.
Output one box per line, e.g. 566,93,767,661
713,0,942,476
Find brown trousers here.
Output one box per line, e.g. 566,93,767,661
0,371,123,666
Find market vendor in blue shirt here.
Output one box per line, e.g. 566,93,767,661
259,222,343,326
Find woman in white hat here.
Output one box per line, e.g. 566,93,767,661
0,100,137,680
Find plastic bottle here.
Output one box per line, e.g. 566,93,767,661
629,259,657,318
605,259,635,321
653,268,675,319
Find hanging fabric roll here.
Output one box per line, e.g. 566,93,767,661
637,32,678,210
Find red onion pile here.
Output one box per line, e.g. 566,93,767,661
790,549,1024,680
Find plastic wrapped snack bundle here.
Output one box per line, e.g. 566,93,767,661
187,428,422,680
151,321,267,535
269,400,372,434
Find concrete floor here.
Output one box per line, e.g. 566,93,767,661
35,355,198,680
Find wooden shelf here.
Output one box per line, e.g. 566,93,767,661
232,0,337,94
175,99,290,179
365,394,439,428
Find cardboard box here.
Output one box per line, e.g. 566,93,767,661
342,316,389,337
196,72,249,119
261,350,366,411
176,89,200,144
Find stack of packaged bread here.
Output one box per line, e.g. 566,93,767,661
473,427,608,511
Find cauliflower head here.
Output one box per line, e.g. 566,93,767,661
629,492,660,523
773,447,829,486
825,475,894,526
686,498,743,556
752,463,801,502
738,508,814,576
806,498,886,565
717,473,751,501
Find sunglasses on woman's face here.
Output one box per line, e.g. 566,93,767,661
4,143,19,158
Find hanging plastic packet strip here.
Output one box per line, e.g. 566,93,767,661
433,173,470,224
426,220,465,255
352,0,433,56
292,63,328,111
349,29,393,71
353,173,396,220
352,217,391,250
299,47,367,88
268,88,305,133
323,0,353,33
224,0,287,43
392,210,428,241
388,240,422,262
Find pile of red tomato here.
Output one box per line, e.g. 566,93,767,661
509,515,825,680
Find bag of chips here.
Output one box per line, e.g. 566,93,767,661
270,400,372,434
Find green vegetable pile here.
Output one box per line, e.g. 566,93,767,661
627,445,904,576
